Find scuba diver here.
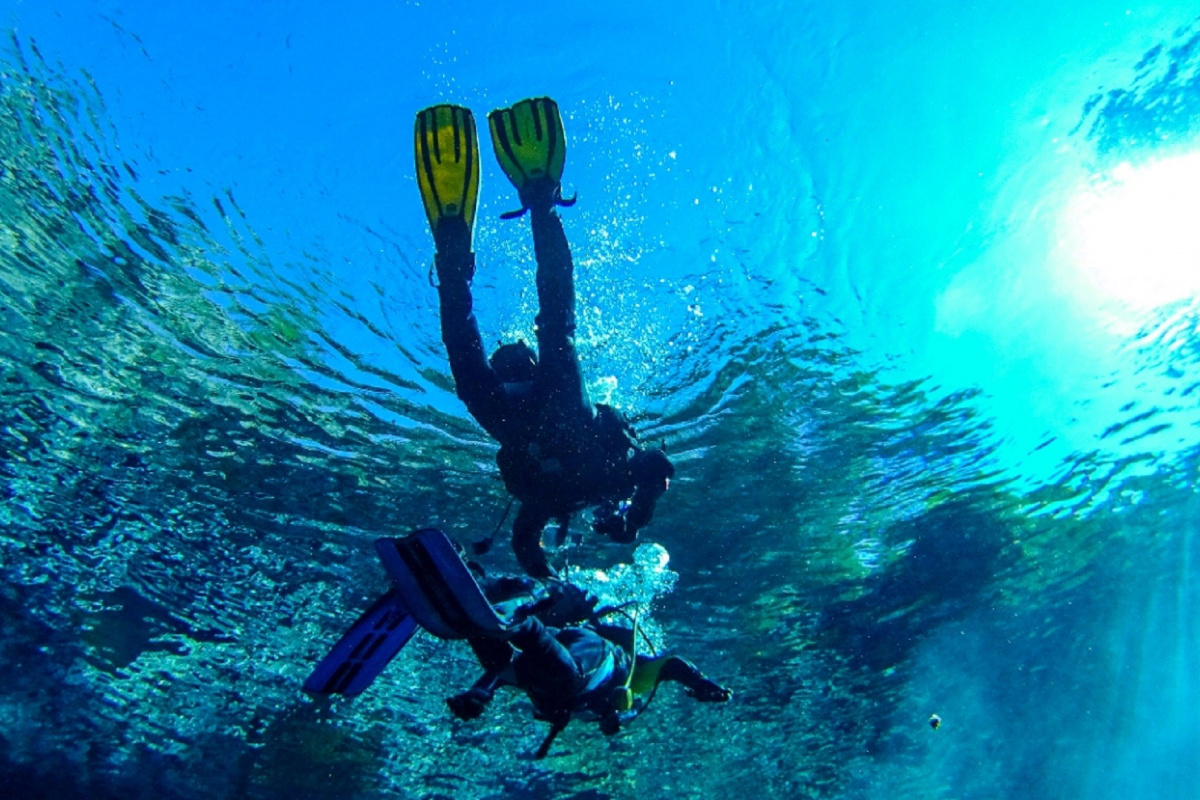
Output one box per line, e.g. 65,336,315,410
415,98,675,578
446,607,732,758
304,529,731,759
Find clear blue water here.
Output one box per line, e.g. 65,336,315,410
1,1,1198,798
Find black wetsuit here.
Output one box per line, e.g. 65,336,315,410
435,199,673,578
446,585,731,756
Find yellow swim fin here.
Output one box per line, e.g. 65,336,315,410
414,104,480,240
487,97,574,216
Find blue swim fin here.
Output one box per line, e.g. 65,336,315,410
303,588,418,696
375,529,508,641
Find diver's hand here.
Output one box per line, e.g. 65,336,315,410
687,678,733,703
598,712,622,736
447,688,492,720
609,518,637,544
593,506,636,543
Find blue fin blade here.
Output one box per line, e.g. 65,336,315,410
304,588,417,696
375,529,506,640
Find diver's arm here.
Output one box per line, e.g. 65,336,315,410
434,221,510,440
624,478,667,537
511,502,557,579
446,665,509,721
620,449,675,540
594,479,666,545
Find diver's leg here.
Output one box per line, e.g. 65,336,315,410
487,99,590,422
487,95,575,367
468,636,514,675
416,104,509,439
508,617,579,700
507,616,585,760
435,220,511,440
530,205,592,423
512,502,556,579
636,654,732,702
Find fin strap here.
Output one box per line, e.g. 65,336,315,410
499,189,578,221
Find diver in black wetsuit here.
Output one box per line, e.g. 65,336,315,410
450,613,732,758
416,99,674,578
304,527,731,759
452,559,732,758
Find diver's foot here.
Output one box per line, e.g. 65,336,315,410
488,98,569,215
415,104,480,245
520,178,564,214
687,678,733,703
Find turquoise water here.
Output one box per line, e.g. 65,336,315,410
2,1,1199,798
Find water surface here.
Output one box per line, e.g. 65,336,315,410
1,2,1198,798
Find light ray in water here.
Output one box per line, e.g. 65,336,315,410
1062,148,1200,312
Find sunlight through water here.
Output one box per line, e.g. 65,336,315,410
1063,148,1200,311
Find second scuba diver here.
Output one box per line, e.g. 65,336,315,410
447,603,732,758
304,528,731,758
415,99,675,578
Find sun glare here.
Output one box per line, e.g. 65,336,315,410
1063,150,1200,309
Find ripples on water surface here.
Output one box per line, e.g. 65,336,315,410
1,8,1199,800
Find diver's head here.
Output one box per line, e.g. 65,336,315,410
490,341,537,383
